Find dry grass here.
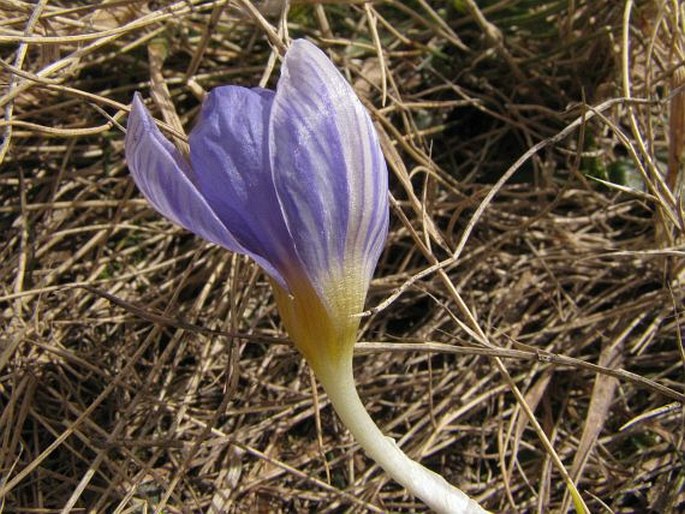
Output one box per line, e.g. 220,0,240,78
1,0,684,512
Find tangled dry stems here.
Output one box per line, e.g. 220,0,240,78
1,1,683,512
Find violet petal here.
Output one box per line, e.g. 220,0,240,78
125,93,288,286
189,87,298,284
269,40,389,290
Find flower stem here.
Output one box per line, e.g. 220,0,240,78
313,353,489,514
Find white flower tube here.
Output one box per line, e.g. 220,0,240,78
315,348,489,513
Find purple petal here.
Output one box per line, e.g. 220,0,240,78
125,93,288,287
189,87,298,283
269,40,389,290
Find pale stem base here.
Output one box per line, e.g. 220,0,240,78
314,355,490,514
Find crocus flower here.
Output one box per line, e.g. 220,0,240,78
125,39,486,514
